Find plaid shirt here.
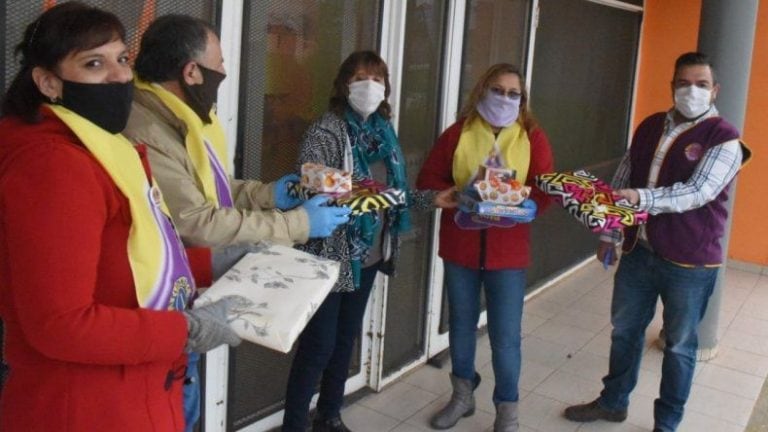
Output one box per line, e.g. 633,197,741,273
603,106,742,244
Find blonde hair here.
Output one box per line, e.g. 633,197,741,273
460,63,538,133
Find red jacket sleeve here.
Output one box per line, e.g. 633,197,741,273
417,120,465,190
1,143,187,366
526,127,555,212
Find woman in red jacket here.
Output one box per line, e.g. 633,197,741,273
0,3,240,431
417,63,554,432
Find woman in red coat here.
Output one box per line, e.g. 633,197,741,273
417,64,554,432
0,3,240,431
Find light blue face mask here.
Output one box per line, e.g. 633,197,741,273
477,89,521,128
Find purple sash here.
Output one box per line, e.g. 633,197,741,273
146,186,196,311
204,139,234,208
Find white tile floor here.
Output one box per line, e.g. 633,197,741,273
342,260,768,432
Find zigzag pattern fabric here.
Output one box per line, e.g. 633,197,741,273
535,170,649,232
288,183,406,215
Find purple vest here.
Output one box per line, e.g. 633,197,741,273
623,112,740,266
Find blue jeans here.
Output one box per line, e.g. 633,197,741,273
183,352,201,432
598,246,717,432
444,261,526,403
281,264,380,431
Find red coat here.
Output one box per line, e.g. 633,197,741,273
0,110,210,431
417,118,554,270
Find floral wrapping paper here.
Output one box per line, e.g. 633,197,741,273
194,243,340,353
535,170,649,232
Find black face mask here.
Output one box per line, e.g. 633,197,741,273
180,64,226,124
58,80,134,134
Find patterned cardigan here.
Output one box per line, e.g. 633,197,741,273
296,111,437,292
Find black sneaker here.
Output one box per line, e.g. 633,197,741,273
563,399,627,423
312,416,352,432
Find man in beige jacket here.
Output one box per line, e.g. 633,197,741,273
124,15,348,255
122,15,349,432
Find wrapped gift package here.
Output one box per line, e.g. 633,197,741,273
289,176,406,215
194,243,340,353
535,170,649,232
455,188,536,229
300,162,352,194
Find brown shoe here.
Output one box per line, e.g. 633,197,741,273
563,399,627,423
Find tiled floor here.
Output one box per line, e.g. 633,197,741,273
341,260,768,432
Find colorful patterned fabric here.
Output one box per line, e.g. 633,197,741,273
288,182,406,215
535,170,649,232
344,110,411,288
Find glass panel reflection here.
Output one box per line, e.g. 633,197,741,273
459,0,530,108
230,1,380,427
384,0,447,375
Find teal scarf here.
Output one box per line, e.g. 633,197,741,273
345,109,412,288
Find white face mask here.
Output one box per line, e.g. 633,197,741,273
348,79,386,119
674,85,713,119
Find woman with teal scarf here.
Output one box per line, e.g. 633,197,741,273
282,51,455,432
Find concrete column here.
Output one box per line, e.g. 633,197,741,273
695,0,758,359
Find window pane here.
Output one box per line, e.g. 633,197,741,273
527,0,641,287
383,0,447,376
236,1,380,182
229,1,380,428
459,0,531,109
2,1,217,92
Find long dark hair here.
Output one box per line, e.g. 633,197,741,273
329,50,392,119
1,2,126,123
460,63,539,133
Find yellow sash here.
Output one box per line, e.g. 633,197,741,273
452,117,531,189
134,79,230,207
48,104,193,310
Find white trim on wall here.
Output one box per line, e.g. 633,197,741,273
216,0,244,176
585,0,643,12
525,0,540,97
204,4,243,431
438,0,466,131
379,0,408,131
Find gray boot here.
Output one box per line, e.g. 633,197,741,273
494,401,519,432
429,373,481,430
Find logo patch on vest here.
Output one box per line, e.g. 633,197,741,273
684,143,704,161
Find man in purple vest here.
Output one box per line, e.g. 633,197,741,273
563,52,751,432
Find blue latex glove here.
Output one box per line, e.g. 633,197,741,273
302,195,351,238
274,173,302,210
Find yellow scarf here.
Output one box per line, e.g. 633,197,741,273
453,117,531,189
48,104,194,310
134,79,231,207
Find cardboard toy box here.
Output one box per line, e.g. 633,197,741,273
300,162,352,194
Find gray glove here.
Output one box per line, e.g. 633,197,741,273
183,297,242,353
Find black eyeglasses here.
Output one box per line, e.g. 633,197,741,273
489,87,522,100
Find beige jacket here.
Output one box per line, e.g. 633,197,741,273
123,86,309,248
